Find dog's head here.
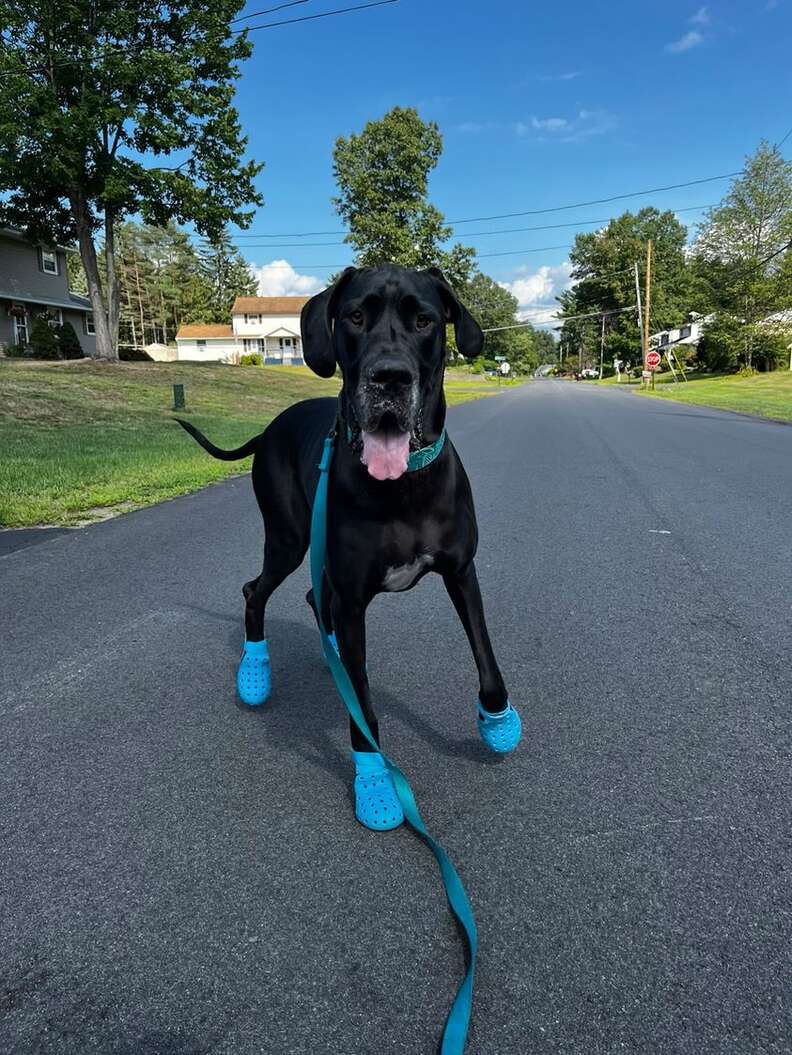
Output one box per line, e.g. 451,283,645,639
300,264,483,481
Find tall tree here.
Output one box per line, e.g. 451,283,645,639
558,207,693,366
332,107,476,288
0,1,263,359
460,272,539,372
693,142,792,368
197,230,257,323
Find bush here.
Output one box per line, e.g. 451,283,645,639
29,317,60,359
749,325,790,372
55,321,84,360
696,313,741,373
240,352,263,366
3,342,28,358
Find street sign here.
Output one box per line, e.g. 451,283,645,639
499,361,511,376
646,350,661,371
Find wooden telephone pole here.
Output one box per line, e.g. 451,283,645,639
643,239,653,388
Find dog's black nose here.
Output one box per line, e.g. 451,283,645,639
368,361,414,387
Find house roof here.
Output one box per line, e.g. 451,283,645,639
231,296,310,316
0,290,92,312
759,309,792,326
176,324,234,340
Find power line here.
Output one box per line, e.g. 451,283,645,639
230,1,309,27
0,0,397,81
775,125,792,150
232,0,398,34
195,203,716,247
446,173,742,225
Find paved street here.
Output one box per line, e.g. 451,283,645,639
2,380,791,1055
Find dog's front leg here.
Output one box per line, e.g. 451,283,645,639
329,594,377,751
444,563,522,753
443,562,507,711
330,593,404,830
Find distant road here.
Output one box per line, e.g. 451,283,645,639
2,380,791,1054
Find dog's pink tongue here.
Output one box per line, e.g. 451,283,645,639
361,430,410,481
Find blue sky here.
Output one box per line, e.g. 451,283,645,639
225,0,791,321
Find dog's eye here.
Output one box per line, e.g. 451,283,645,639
416,314,432,330
348,310,364,326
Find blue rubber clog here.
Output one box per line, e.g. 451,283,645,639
477,701,522,754
237,638,271,707
351,750,404,831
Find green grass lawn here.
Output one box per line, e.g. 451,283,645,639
0,359,511,527
603,369,792,423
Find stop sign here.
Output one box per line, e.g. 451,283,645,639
646,350,661,370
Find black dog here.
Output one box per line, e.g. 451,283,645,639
178,265,521,830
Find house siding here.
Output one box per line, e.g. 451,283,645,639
0,230,96,356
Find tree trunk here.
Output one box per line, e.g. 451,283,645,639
105,205,121,354
69,187,116,361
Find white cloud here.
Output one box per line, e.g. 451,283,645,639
690,5,710,24
535,70,582,82
531,116,569,132
500,262,573,329
250,259,325,297
666,29,704,52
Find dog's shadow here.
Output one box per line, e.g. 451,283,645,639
178,603,503,789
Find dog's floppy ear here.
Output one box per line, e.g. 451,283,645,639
300,267,358,378
425,266,484,360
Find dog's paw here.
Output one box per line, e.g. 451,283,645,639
351,751,404,831
477,701,521,754
237,639,271,707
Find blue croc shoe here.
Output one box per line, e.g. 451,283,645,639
351,751,404,831
237,639,271,707
477,701,522,754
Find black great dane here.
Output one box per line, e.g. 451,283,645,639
178,264,521,830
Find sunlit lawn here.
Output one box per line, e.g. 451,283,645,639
0,360,516,526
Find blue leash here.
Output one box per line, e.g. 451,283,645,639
309,434,478,1055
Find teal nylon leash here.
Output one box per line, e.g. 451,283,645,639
309,433,478,1055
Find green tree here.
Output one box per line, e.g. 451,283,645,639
0,0,262,360
332,107,475,288
558,207,693,368
694,142,792,369
197,229,257,323
459,272,538,373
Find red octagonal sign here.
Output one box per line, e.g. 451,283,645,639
646,350,662,370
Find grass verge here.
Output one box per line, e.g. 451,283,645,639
0,360,512,527
611,370,792,423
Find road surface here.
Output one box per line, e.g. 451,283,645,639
2,381,791,1054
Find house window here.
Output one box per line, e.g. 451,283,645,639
244,313,260,324
39,249,59,275
41,308,63,328
680,325,691,339
84,312,95,335
279,337,295,351
197,340,207,349
660,333,669,346
14,313,28,345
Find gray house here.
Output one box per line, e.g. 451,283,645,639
0,228,96,356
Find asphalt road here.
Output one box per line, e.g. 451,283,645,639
2,381,791,1055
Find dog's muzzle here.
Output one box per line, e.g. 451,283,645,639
353,362,420,481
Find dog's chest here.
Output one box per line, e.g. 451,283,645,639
382,553,434,592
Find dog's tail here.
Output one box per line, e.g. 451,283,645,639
174,418,261,461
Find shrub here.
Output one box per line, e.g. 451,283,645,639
240,352,263,366
55,321,84,360
696,313,741,373
3,342,28,358
29,317,60,359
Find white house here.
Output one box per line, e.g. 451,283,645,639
650,312,712,355
174,295,310,363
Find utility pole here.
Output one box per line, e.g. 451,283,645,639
634,261,644,366
643,239,653,389
599,313,606,380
